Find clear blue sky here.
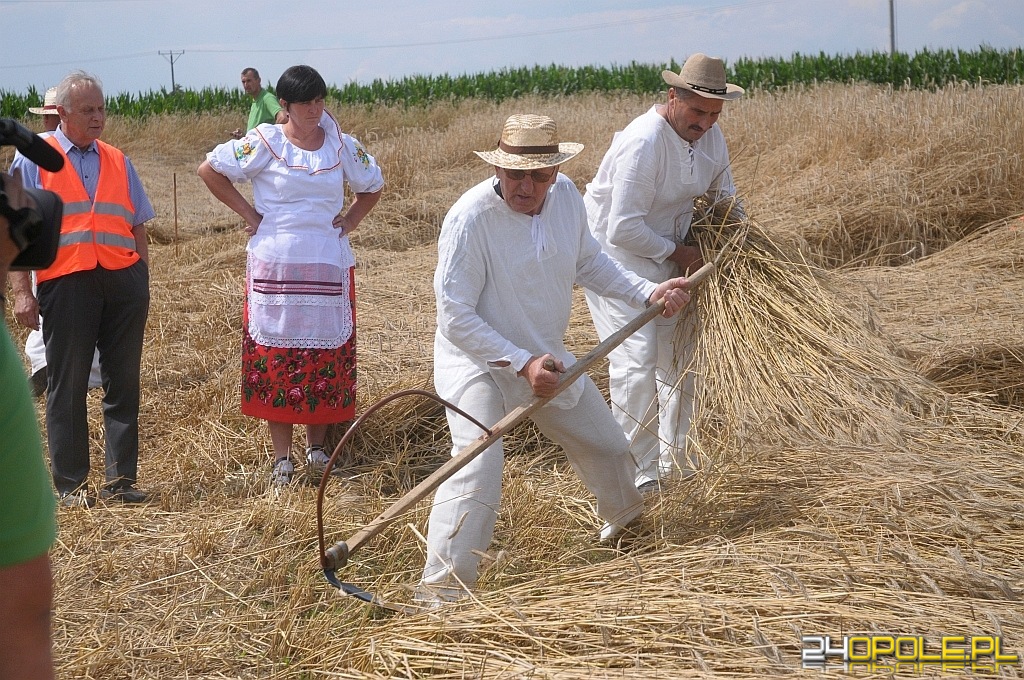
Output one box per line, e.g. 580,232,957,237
0,0,1020,95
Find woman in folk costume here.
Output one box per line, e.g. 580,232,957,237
198,64,384,487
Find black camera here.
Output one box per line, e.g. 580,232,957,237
0,118,65,270
0,178,62,271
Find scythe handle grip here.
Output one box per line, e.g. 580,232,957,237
323,541,350,570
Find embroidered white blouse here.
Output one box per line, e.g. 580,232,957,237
206,111,384,349
434,175,657,409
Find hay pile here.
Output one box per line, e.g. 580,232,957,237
9,84,1024,678
729,83,1024,268
838,216,1024,408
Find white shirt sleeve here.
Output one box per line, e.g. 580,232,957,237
705,160,746,220
339,133,385,194
434,208,534,373
205,131,273,184
575,205,657,307
603,134,677,263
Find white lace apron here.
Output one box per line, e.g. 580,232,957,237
246,215,356,349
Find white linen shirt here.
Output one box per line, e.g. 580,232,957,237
434,174,657,409
584,106,741,282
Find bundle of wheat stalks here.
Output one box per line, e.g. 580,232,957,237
690,213,983,453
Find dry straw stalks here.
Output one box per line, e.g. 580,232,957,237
15,84,1024,678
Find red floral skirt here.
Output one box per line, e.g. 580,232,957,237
240,270,356,425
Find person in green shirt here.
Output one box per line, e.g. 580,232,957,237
231,67,288,139
0,168,58,680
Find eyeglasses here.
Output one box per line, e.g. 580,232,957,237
503,168,556,183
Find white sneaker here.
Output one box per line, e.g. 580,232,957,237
599,520,627,543
598,508,644,544
412,583,467,610
59,488,96,509
270,458,294,488
636,479,661,497
305,446,331,478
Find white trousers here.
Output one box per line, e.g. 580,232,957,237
585,290,699,487
25,325,102,388
420,372,644,599
26,273,100,386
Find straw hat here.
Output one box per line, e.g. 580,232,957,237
662,53,744,100
474,114,584,170
28,87,60,116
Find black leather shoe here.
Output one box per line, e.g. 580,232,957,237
30,368,47,399
100,486,151,504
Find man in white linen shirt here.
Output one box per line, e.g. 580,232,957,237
584,53,746,494
418,113,699,604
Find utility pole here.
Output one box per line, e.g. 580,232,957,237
159,50,185,92
888,0,897,56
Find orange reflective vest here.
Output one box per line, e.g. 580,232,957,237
36,137,139,284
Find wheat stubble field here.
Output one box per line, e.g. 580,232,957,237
4,83,1024,678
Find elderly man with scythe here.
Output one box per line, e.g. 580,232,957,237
416,113,701,605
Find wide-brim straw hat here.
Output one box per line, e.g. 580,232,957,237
662,53,744,100
28,87,59,116
474,114,584,170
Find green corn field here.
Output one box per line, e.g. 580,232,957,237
1,46,1021,119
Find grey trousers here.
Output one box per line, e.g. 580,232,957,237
38,262,150,494
420,371,644,599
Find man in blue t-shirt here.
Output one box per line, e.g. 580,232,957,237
231,67,287,139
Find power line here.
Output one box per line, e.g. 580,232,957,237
0,0,789,71
196,0,789,54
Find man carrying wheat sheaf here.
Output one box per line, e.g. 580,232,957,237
584,53,746,495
